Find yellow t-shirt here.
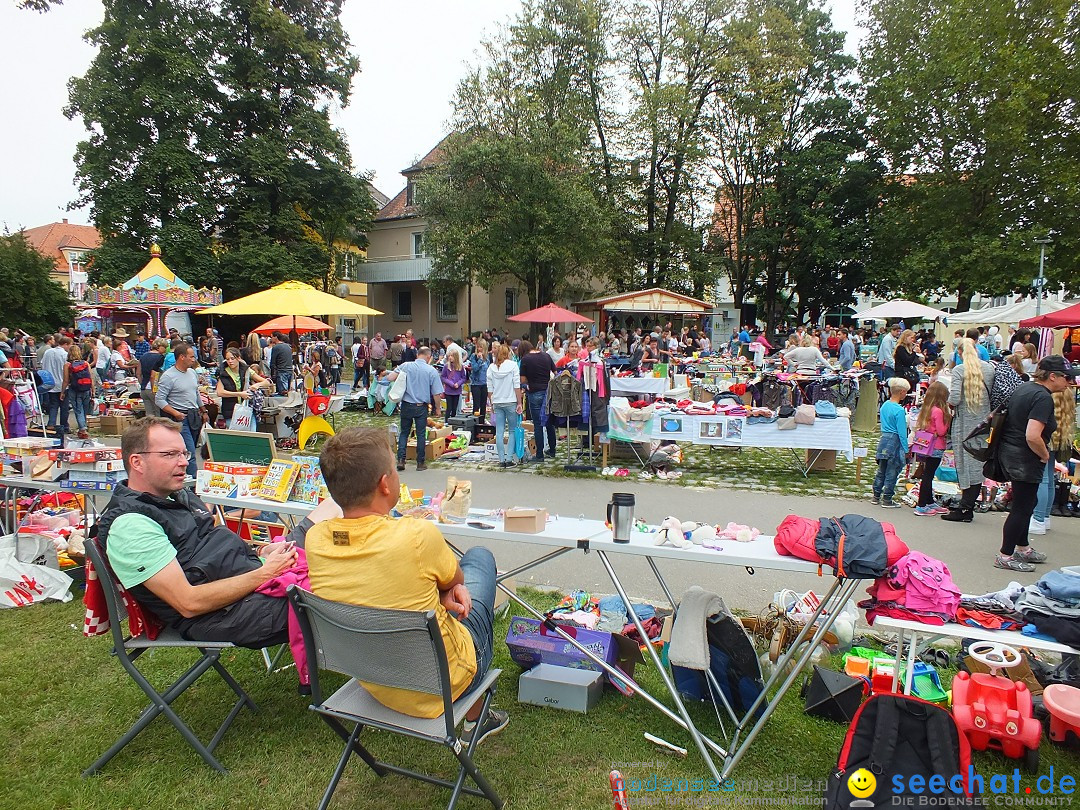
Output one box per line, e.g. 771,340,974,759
305,515,477,718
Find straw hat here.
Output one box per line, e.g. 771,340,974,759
113,328,130,338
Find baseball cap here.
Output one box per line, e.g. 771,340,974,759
1038,355,1077,379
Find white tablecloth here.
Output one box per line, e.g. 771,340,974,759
648,413,854,459
609,377,669,396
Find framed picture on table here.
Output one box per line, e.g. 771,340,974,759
697,418,726,442
659,416,686,437
725,417,745,441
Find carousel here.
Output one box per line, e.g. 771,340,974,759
82,244,223,338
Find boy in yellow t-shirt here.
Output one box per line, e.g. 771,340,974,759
306,427,507,743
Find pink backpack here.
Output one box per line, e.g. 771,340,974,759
888,551,961,619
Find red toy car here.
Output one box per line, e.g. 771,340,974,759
952,641,1041,771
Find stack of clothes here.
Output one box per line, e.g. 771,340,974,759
544,590,663,645
1015,569,1080,647
859,551,961,626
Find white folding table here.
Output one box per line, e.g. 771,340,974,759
872,616,1080,695
199,493,861,780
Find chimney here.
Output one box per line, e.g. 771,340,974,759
62,218,68,224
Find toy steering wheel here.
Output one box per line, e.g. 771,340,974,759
968,641,1021,674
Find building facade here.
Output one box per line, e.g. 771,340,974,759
21,219,101,301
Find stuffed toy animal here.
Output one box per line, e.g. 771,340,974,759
654,516,693,549
679,521,719,545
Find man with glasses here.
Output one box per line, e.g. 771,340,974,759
97,418,340,655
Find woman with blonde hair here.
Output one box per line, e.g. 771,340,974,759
1032,384,1078,526
1021,342,1039,375
942,339,996,522
486,342,523,467
893,329,923,391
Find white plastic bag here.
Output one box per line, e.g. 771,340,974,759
0,536,73,608
388,369,408,404
229,403,255,431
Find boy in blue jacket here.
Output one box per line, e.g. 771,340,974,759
872,377,911,508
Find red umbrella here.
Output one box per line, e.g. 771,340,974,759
252,315,332,335
508,303,592,323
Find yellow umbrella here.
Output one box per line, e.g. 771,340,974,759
198,280,382,317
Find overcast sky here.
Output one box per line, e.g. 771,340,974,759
0,0,863,231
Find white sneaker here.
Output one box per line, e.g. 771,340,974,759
1029,517,1047,536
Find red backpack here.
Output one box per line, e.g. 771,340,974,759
70,360,93,391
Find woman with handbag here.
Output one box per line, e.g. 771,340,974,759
893,329,923,392
912,381,951,516
993,356,1074,571
216,348,271,427
942,339,996,522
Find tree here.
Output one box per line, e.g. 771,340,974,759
0,232,74,336
621,0,732,290
213,0,370,297
66,0,224,290
859,0,1079,309
419,135,618,310
707,0,871,333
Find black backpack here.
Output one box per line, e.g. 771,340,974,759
823,694,978,809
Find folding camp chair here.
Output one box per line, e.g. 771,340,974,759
287,586,504,810
83,537,257,776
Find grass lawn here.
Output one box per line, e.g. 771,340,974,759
327,409,879,500
3,586,1078,809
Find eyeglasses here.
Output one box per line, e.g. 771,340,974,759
136,450,192,461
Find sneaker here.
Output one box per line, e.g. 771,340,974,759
880,500,901,509
657,470,668,479
995,554,1035,573
941,509,974,523
397,462,406,471
914,505,937,516
931,505,951,515
416,464,427,472
461,708,509,748
1029,518,1047,536
532,455,544,463
1013,546,1048,564
870,496,881,506
638,471,654,479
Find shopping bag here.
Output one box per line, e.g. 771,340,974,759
0,536,73,608
229,403,256,432
440,477,472,523
388,369,408,403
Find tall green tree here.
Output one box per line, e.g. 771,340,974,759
213,0,369,297
419,135,617,310
65,0,223,289
859,0,1078,309
621,0,732,290
0,232,74,336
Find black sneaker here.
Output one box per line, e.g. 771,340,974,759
461,708,508,748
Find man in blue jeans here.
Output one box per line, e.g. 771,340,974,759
308,427,507,741
385,346,444,471
155,342,206,479
518,340,557,461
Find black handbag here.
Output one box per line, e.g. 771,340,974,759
962,408,1007,462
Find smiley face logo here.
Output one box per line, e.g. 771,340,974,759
847,768,876,799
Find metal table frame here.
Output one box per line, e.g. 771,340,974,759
198,494,860,780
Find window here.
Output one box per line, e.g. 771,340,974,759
412,232,424,258
505,288,517,318
335,252,356,281
406,179,416,207
393,289,412,321
437,293,458,321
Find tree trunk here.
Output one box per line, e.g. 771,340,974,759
955,282,973,313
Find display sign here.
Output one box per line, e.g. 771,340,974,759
204,429,277,465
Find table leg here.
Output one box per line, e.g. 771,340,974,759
597,550,723,783
721,577,862,778
890,628,903,693
645,557,678,612
904,629,918,695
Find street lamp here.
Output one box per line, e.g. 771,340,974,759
1034,236,1052,316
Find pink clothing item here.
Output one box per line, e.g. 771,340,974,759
926,406,948,452
255,549,311,686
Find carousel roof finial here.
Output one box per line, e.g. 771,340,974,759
150,243,162,258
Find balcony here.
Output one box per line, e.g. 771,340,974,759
357,257,432,284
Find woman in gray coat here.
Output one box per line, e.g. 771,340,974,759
942,339,996,522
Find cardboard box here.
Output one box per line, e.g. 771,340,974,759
98,414,134,435
405,436,446,461
61,479,117,492
50,447,122,463
503,507,548,533
518,663,603,713
806,449,837,472
504,617,644,689
57,459,126,473
66,469,121,483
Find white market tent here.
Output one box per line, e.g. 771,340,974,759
946,298,1074,324
857,300,950,321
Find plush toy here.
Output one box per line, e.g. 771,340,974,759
717,522,761,543
679,521,719,545
654,516,693,549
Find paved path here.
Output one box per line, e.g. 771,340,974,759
404,465,1079,615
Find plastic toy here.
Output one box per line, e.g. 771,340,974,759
951,641,1041,771
870,659,899,696
1042,684,1080,745
910,662,948,704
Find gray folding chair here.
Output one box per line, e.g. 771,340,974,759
287,586,504,810
83,537,257,776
